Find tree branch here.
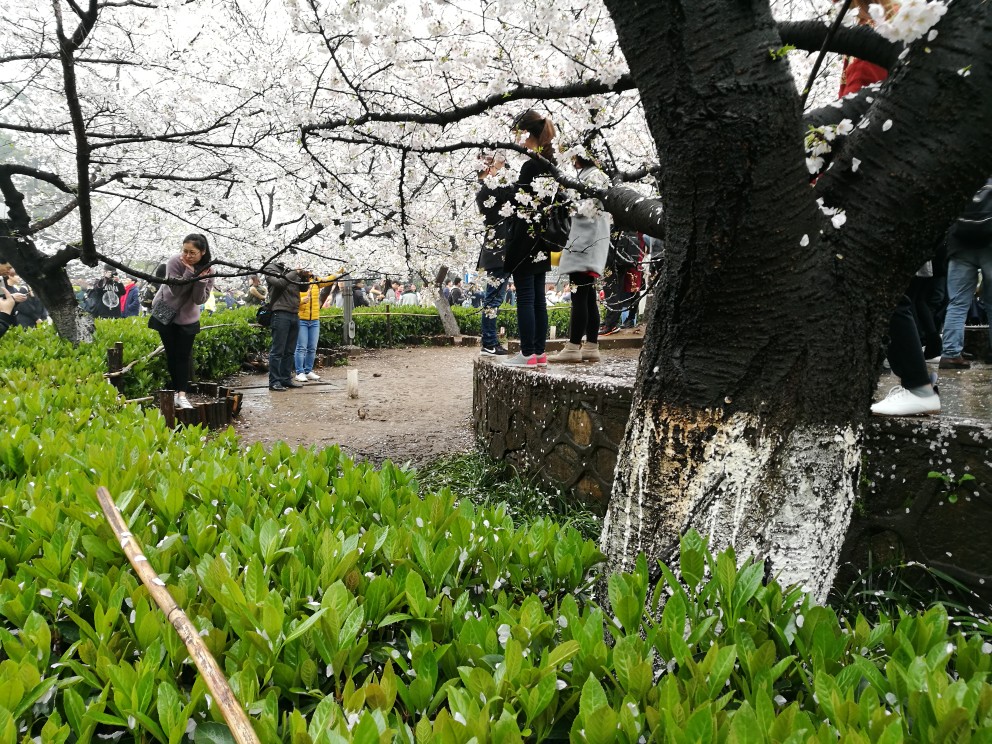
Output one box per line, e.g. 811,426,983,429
777,20,900,69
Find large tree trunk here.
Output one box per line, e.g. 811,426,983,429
0,233,94,345
600,0,992,600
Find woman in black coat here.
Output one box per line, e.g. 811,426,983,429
499,109,558,368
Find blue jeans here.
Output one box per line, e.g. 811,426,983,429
480,269,509,348
268,311,299,386
942,247,992,357
512,271,547,356
295,319,320,374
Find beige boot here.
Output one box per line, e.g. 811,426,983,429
549,342,583,363
581,342,600,362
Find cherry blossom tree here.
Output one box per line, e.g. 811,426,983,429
288,0,992,597
0,0,400,342
5,0,991,597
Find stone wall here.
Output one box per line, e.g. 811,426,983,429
473,359,634,502
841,416,992,596
473,355,992,598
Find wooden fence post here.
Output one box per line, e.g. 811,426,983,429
158,389,176,429
107,342,125,392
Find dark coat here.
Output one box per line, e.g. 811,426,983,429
946,180,992,258
15,294,47,328
267,267,305,313
501,158,554,276
475,183,509,272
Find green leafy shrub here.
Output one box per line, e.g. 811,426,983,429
315,304,571,348
1,325,991,742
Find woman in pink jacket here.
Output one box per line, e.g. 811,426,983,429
148,234,215,409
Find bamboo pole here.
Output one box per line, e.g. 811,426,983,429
95,487,261,744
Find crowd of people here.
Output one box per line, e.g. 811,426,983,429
472,109,655,366
0,97,987,419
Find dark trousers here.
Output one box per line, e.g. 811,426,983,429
269,310,300,386
907,276,941,357
157,325,197,393
480,269,509,348
569,273,599,344
886,295,930,390
512,271,547,356
601,269,633,329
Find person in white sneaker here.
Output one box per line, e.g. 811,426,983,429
551,153,611,364
294,268,341,384
147,234,215,410
871,296,940,416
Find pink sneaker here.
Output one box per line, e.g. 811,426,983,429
504,352,538,368
535,353,548,367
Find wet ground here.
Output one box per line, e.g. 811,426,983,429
882,359,992,424
226,335,991,466
227,343,641,467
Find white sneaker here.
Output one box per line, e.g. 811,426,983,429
871,385,940,416
175,395,195,410
306,371,321,381
294,373,307,382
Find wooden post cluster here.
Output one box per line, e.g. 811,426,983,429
157,383,243,430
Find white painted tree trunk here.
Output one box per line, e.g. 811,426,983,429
48,302,94,345
602,405,862,602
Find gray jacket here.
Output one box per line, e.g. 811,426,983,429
267,268,305,313
558,167,611,276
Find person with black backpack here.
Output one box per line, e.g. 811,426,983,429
448,276,466,308
939,178,992,369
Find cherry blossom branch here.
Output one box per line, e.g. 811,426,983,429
53,0,99,265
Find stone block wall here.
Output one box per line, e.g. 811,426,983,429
473,359,633,503
840,416,992,596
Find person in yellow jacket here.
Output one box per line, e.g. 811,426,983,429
294,269,341,382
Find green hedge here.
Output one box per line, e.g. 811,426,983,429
31,305,574,396
315,304,572,348
1,325,991,743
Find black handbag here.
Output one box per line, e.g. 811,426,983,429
150,298,179,325
541,201,572,251
255,303,273,327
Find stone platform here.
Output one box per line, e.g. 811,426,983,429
473,328,992,597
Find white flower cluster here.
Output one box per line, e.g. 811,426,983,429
804,120,854,175
868,0,948,44
817,198,848,229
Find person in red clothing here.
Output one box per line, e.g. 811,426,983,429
838,0,891,96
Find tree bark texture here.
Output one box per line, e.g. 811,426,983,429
600,0,992,599
0,176,93,344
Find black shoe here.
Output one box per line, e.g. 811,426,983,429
481,345,509,356
285,380,304,388
269,383,287,391
938,356,971,370
599,326,620,336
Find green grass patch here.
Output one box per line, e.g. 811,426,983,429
414,452,603,542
